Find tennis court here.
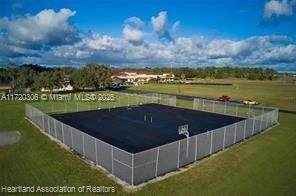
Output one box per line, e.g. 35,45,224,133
52,103,245,153
26,93,278,185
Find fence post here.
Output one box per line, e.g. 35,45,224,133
210,131,213,154
42,113,45,130
111,146,114,174
62,123,65,143
30,105,33,119
31,107,34,119
155,147,160,177
270,111,274,127
276,108,279,123
71,127,74,149
224,102,227,114
174,96,176,106
235,105,238,117
54,119,57,138
243,120,247,140
32,105,34,119
82,134,85,157
31,107,34,122
270,110,273,126
132,153,134,186
234,123,237,144
30,105,33,120
260,114,263,131
25,104,27,118
177,141,180,168
33,108,36,123
212,101,215,113
265,112,270,128
252,117,255,135
202,99,205,111
95,139,98,165
223,127,226,149
272,110,275,125
195,135,198,161
32,107,35,123
47,116,50,136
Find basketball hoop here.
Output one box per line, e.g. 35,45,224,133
178,124,189,137
178,124,190,157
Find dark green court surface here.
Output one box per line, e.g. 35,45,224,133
52,103,245,153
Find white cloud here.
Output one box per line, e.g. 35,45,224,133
172,21,180,32
38,34,295,71
5,31,296,71
123,25,145,45
1,9,296,71
263,0,294,18
263,44,296,62
125,17,144,28
0,8,79,50
151,11,175,42
123,17,145,45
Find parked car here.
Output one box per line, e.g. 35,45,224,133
243,99,259,105
110,82,122,89
218,95,230,102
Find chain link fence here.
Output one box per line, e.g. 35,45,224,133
132,98,278,185
25,93,278,186
30,92,175,115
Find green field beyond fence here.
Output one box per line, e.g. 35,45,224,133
30,91,275,121
30,92,157,114
130,79,296,111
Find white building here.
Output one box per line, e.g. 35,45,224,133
112,72,174,84
41,84,73,92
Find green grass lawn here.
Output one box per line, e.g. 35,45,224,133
130,78,296,111
0,79,296,195
30,91,152,114
139,112,296,196
0,101,126,195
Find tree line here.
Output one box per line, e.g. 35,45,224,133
115,66,278,80
0,63,280,92
0,64,112,92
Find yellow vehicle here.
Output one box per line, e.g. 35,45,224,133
243,99,259,105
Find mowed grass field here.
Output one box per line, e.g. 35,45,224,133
0,79,296,195
130,78,296,111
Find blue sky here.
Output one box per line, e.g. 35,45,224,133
0,0,295,70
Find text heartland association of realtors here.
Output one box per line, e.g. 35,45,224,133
0,185,115,193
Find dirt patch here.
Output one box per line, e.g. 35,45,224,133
0,131,21,146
